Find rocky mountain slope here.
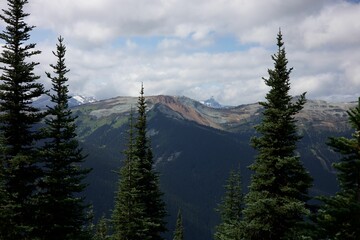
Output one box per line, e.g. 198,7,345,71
33,94,97,109
75,95,353,135
72,95,355,239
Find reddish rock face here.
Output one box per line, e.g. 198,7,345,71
79,95,355,134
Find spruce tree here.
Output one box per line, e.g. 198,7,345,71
316,97,360,239
112,86,167,240
133,84,167,239
242,30,312,239
173,209,184,240
0,0,45,237
214,169,243,240
112,109,147,240
36,36,91,239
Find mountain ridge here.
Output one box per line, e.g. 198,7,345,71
76,94,354,133
72,94,355,239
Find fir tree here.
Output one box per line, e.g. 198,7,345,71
0,0,45,237
242,30,312,240
316,97,360,239
133,84,167,239
112,109,147,240
214,169,243,240
173,209,184,240
112,86,167,240
36,36,91,239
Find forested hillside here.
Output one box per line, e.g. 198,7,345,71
1,1,359,239
76,95,354,239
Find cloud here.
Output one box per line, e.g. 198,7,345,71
1,0,359,105
26,0,335,47
298,1,360,49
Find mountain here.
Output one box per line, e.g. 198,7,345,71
68,95,97,106
73,95,355,240
33,94,97,109
200,97,224,108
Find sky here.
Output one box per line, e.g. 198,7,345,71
0,0,360,106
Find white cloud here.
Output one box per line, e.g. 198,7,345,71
299,1,360,49
0,0,359,105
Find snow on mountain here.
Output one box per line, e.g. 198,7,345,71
68,95,97,106
200,97,223,108
33,94,97,109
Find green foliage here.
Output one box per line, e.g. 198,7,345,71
173,209,184,240
0,150,17,239
133,85,167,239
214,169,243,240
93,215,110,240
112,110,148,240
316,98,360,239
36,36,91,239
0,0,45,238
242,31,312,239
112,86,167,240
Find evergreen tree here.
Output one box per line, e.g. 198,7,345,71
36,36,91,239
112,85,167,240
133,84,167,239
214,169,243,240
93,215,110,240
0,0,45,238
0,136,16,239
316,97,360,239
112,109,147,240
173,209,184,240
242,30,312,240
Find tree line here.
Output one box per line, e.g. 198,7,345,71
1,0,359,240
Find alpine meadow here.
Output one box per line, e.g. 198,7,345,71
0,0,359,240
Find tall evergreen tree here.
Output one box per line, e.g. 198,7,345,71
173,209,184,240
112,109,147,240
112,85,167,240
36,36,91,239
316,97,360,239
242,30,312,240
133,84,167,239
214,169,243,240
0,0,45,238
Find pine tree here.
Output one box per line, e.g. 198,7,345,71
0,0,45,238
242,30,312,240
173,209,184,240
112,85,167,240
214,169,243,240
36,36,91,239
133,84,167,239
112,109,147,240
316,97,360,239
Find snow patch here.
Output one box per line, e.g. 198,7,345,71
200,97,223,108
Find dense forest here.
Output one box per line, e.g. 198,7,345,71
0,0,359,239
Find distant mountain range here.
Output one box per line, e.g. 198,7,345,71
71,95,355,240
33,94,97,109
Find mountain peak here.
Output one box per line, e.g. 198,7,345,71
33,94,97,109
200,97,223,108
69,95,97,106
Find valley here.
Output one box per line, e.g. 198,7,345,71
73,95,355,239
